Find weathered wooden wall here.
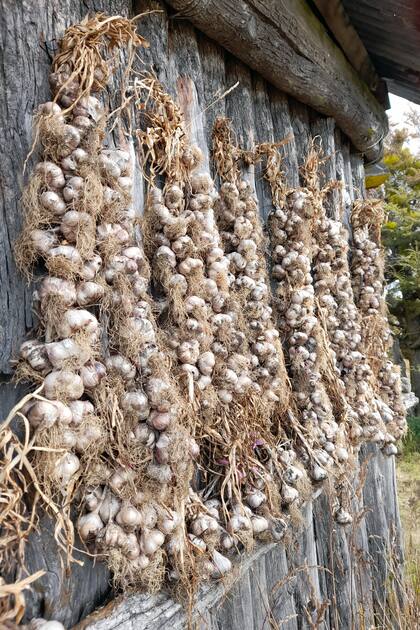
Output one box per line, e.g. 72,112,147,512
0,1,404,628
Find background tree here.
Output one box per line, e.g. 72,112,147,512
382,115,420,413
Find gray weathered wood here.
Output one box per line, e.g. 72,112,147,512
0,2,406,628
0,1,130,625
166,0,388,161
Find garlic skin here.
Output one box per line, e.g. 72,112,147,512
56,309,100,340
54,452,80,487
211,550,232,578
44,370,84,400
140,529,165,555
38,277,77,308
46,338,90,369
78,512,103,541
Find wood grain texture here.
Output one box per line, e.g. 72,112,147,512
166,0,388,161
0,1,129,624
0,1,405,627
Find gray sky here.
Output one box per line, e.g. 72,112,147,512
388,93,420,154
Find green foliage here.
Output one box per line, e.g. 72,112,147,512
382,123,420,349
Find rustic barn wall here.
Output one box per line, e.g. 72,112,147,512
0,0,404,628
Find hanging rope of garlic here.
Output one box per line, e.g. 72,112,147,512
212,118,308,514
2,14,151,622
351,199,406,447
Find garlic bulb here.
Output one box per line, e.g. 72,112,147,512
38,277,76,307
68,400,94,424
35,161,65,189
54,452,80,486
121,391,149,419
46,338,90,369
44,370,84,400
140,529,165,555
116,503,142,529
105,355,135,381
211,550,232,578
78,512,103,541
31,229,57,255
40,191,66,216
80,361,106,388
56,309,100,339
20,340,51,373
27,400,59,428
76,281,105,306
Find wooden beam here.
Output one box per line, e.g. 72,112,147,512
312,0,379,91
166,0,388,162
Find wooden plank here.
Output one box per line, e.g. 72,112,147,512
168,17,210,169
289,100,312,174
196,32,227,168
310,116,338,219
312,0,380,93
166,0,388,162
313,489,358,630
252,75,276,222
269,89,300,189
286,502,327,630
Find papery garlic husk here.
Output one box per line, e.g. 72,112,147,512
148,410,171,431
99,493,121,523
121,391,149,420
30,229,57,255
35,161,65,189
38,277,77,308
147,462,172,483
78,511,103,541
220,533,234,550
56,309,100,339
80,361,106,388
116,503,142,529
109,468,135,494
139,503,158,530
46,338,90,369
27,400,59,428
251,516,269,533
157,508,179,535
188,534,207,552
61,428,77,449
140,528,165,555
40,190,66,216
75,423,102,452
246,490,266,509
68,399,94,424
133,423,155,447
54,452,80,486
105,354,136,381
211,550,232,578
44,370,84,400
76,281,105,306
20,340,51,373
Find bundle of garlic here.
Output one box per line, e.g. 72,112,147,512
16,74,110,502
70,143,199,590
215,179,290,412
267,189,337,482
211,120,311,513
312,216,396,450
351,200,406,442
